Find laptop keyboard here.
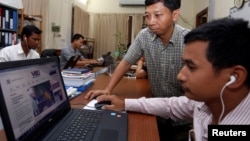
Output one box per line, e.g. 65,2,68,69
56,110,103,141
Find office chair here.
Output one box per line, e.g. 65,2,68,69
40,49,59,58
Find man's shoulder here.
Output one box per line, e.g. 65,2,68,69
139,27,152,35
61,45,70,51
61,46,74,54
0,44,18,52
175,24,190,35
136,28,155,41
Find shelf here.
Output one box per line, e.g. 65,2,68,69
18,9,43,53
0,4,18,48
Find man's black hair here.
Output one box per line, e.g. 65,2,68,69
71,34,84,43
184,18,250,86
145,0,181,11
21,24,42,41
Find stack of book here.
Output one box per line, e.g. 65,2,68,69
61,68,95,88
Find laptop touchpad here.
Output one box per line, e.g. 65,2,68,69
99,129,118,141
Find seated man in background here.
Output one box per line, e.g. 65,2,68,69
60,33,100,69
95,18,250,141
0,24,42,62
135,57,147,79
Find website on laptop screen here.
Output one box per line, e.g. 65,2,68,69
0,61,68,140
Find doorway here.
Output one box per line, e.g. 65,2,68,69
196,7,208,27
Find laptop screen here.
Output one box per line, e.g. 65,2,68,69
0,57,70,141
62,55,81,70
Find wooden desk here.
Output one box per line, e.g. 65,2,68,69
0,74,160,141
71,74,160,141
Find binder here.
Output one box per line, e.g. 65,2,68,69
8,32,11,46
12,10,17,30
9,9,13,29
4,32,8,46
2,8,5,29
0,7,2,28
0,5,19,47
5,8,9,29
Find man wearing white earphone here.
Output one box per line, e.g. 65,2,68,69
94,18,250,141
0,24,42,62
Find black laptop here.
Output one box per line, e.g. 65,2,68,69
62,55,81,70
0,57,128,141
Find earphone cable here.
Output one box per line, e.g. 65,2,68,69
218,84,227,124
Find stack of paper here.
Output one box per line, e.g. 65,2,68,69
62,71,95,87
62,68,90,74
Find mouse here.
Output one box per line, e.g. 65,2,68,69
94,101,111,110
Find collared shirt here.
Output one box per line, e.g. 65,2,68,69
0,43,40,62
60,45,84,69
124,25,190,97
125,93,250,141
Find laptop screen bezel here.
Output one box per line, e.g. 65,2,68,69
0,57,71,141
62,55,81,70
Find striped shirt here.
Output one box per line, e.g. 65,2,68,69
124,24,190,97
125,93,250,141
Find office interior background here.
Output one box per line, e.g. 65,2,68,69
0,0,237,58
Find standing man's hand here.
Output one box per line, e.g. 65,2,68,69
84,89,111,100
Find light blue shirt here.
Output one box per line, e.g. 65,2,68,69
60,45,84,69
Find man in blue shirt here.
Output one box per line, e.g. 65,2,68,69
60,34,99,69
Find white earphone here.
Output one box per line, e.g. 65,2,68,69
24,36,30,50
218,75,237,123
225,75,236,86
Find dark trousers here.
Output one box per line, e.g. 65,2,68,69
157,117,192,141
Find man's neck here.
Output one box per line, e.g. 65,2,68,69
21,42,30,56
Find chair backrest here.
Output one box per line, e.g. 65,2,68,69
103,52,114,66
40,49,58,58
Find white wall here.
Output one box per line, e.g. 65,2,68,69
79,0,196,38
46,0,235,50
214,0,234,19
44,0,73,50
83,0,146,38
178,0,196,29
0,0,23,9
86,0,195,29
87,0,145,13
194,0,209,14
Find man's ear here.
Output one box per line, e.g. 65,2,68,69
229,65,247,88
172,9,180,22
23,35,27,41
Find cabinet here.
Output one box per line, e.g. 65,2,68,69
0,4,18,49
18,9,43,53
